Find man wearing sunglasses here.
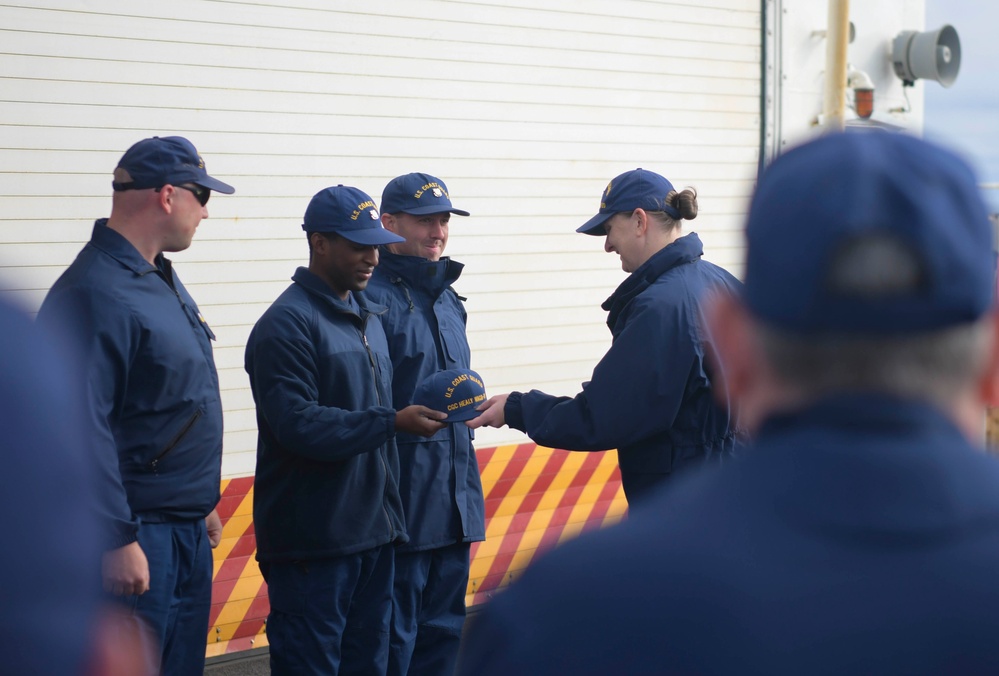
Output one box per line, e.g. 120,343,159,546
37,135,235,675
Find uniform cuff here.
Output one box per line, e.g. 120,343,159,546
505,391,526,432
107,521,139,550
386,408,397,439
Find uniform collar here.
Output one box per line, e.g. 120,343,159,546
376,250,464,295
751,393,999,538
759,393,962,441
602,232,704,330
88,218,166,276
291,267,385,316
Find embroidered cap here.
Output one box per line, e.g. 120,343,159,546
303,185,406,246
112,136,235,194
381,173,470,217
413,368,487,422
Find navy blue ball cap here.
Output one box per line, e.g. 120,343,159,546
413,368,487,422
744,132,994,335
113,135,235,194
380,172,470,217
303,185,406,246
577,168,681,236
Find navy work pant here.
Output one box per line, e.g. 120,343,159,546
389,542,471,676
117,519,213,675
262,544,395,675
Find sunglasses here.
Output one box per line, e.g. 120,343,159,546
115,181,212,207
175,184,210,207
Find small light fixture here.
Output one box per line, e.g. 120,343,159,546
848,68,875,119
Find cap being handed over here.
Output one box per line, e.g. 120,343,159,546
413,369,487,423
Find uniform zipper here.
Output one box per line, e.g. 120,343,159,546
359,315,396,535
150,408,203,473
389,277,415,313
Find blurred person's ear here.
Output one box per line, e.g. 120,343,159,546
703,290,772,436
84,606,158,676
977,310,999,408
704,291,749,402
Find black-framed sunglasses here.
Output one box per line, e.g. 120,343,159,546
174,184,210,207
114,181,211,207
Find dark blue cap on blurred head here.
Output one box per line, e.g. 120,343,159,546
577,168,681,236
112,136,235,194
304,185,406,246
744,132,994,335
413,368,487,422
380,173,470,216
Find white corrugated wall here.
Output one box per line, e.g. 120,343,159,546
0,0,762,477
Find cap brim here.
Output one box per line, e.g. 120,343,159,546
399,205,471,217
576,211,612,235
446,408,482,423
193,175,236,195
339,228,406,246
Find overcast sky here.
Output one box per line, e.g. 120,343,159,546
924,0,999,209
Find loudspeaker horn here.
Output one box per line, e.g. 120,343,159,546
892,24,961,88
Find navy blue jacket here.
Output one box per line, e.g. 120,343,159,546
504,232,741,505
365,252,485,551
2,298,102,675
37,220,223,548
460,394,999,675
246,267,407,562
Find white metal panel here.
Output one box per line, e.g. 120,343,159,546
774,0,926,151
0,0,762,475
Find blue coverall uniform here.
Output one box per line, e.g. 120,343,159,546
504,232,742,505
37,219,223,675
366,251,486,676
246,267,407,675
460,394,999,675
2,298,102,675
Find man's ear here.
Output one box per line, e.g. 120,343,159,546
156,185,174,214
381,213,397,233
702,290,758,417
977,310,999,407
309,232,329,257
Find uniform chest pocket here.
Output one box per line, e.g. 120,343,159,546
437,302,470,367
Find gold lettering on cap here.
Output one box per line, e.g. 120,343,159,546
599,179,614,210
350,200,377,221
413,182,449,200
442,372,483,404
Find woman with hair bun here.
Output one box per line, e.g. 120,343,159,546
468,168,742,507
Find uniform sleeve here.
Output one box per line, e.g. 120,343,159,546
37,286,139,550
245,309,397,462
507,295,697,451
